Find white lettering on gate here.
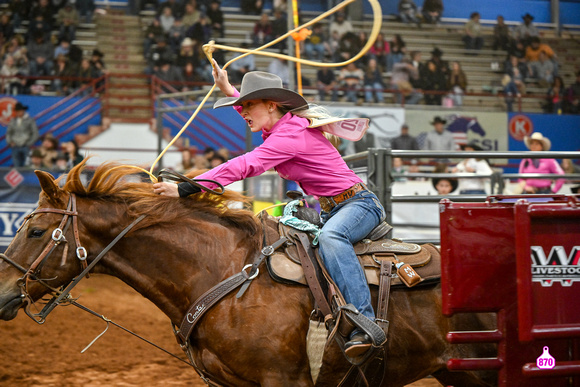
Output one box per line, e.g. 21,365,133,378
514,120,528,138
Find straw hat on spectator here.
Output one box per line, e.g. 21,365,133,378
524,132,551,151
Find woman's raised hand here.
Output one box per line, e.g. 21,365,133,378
212,59,235,97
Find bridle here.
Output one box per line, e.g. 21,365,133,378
0,193,145,324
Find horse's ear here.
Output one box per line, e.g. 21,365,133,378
35,170,63,200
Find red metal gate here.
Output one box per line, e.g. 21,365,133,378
440,195,580,386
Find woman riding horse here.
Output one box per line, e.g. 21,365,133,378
153,61,385,357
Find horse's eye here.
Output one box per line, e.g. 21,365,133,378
28,229,46,238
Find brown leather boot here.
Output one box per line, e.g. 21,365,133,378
344,331,372,357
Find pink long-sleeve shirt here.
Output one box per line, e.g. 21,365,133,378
518,158,565,193
195,100,361,197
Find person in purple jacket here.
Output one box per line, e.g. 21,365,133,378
518,132,565,194
153,60,385,357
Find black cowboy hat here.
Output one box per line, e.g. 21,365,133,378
214,71,309,111
432,177,458,193
522,13,534,20
430,116,446,125
92,49,105,58
14,102,28,111
460,141,483,151
431,47,443,57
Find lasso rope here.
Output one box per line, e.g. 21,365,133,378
141,0,383,182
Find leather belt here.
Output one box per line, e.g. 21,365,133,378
318,183,366,213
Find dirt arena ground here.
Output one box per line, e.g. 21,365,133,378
0,275,441,386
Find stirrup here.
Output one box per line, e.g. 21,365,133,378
338,304,387,365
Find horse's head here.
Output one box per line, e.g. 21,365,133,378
0,170,82,321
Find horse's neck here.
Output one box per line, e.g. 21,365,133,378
90,218,254,325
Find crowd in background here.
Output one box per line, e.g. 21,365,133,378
0,0,108,96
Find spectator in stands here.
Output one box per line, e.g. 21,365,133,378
176,37,199,68
168,18,186,53
529,51,555,88
53,38,71,59
525,36,558,76
159,6,176,35
462,12,484,52
89,49,106,84
363,58,385,104
154,59,184,90
241,0,263,15
337,32,359,62
518,132,565,194
409,50,425,87
217,147,230,161
28,149,47,170
432,163,458,195
157,0,183,19
369,32,390,71
451,141,493,194
30,0,55,30
544,76,565,114
327,30,341,62
209,154,226,168
423,116,454,151
229,42,256,84
504,54,529,80
338,62,364,103
356,31,372,66
28,14,52,42
398,0,419,25
7,102,39,168
391,123,419,150
27,32,55,76
447,61,467,107
74,57,99,94
1,55,27,95
390,57,422,105
387,34,406,72
304,23,328,61
9,0,29,29
561,159,580,175
207,0,224,38
514,13,538,48
429,47,449,76
187,13,212,44
267,57,290,86
2,35,29,68
422,60,447,105
146,36,175,74
329,11,353,40
38,133,60,169
421,0,443,24
181,2,201,30
182,62,203,90
76,0,95,23
565,71,580,114
144,18,165,59
57,2,80,42
252,12,273,47
0,13,14,47
492,15,512,51
316,68,339,102
53,152,69,172
51,54,73,95
501,74,521,112
270,9,287,52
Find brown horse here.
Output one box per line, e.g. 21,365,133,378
0,162,496,386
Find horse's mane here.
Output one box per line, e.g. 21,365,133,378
58,161,262,248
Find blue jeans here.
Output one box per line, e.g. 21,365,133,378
11,146,29,167
318,189,385,320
